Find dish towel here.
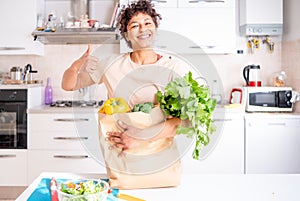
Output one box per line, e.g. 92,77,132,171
27,178,119,201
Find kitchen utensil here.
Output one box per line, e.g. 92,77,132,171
10,66,22,81
50,177,58,201
24,64,38,83
230,88,243,104
243,64,261,87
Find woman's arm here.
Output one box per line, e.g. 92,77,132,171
107,117,181,151
61,44,98,91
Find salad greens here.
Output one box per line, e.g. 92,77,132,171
60,180,107,201
157,71,217,160
132,102,154,113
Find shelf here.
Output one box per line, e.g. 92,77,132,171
32,29,120,45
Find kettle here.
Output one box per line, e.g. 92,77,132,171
243,64,261,87
24,64,38,83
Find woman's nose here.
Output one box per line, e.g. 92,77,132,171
138,24,146,31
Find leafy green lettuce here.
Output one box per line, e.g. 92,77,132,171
157,71,216,160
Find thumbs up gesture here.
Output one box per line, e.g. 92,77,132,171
78,44,99,73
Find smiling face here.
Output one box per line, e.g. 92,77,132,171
125,12,157,51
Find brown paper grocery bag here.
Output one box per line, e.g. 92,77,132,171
98,107,181,189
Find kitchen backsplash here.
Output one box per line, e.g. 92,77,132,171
282,38,300,112
0,41,286,104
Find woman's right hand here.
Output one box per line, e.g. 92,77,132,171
62,44,98,91
78,44,98,73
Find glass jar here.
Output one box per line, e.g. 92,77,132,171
270,71,286,87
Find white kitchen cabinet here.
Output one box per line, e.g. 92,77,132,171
120,0,177,8
180,109,244,174
120,0,236,54
178,0,235,8
27,112,106,184
245,114,300,174
0,0,44,55
0,150,27,186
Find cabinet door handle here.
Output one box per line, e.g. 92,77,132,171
0,154,17,158
156,45,167,49
151,0,168,3
213,118,232,122
53,137,88,141
53,118,89,122
189,0,225,3
53,155,89,159
189,45,216,49
0,47,25,51
267,123,286,126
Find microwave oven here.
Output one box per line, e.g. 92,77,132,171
244,86,293,112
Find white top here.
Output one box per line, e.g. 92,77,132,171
90,53,200,107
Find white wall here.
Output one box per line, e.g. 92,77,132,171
282,0,300,112
283,0,300,41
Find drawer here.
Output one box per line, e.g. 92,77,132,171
27,150,107,184
28,113,98,132
0,150,27,186
28,130,100,151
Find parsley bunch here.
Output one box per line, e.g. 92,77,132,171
157,71,217,160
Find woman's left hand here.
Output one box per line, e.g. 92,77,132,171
106,120,143,153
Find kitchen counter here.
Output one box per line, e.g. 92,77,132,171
16,172,300,201
27,105,100,114
0,83,43,89
27,104,245,114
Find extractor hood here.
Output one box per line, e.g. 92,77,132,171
32,28,120,44
239,0,283,36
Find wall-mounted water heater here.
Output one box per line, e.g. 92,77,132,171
239,0,283,36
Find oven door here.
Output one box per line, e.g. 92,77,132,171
0,102,27,149
249,92,277,107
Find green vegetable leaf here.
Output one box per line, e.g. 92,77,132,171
157,71,216,160
132,102,154,113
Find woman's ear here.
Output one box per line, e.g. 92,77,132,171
124,32,130,42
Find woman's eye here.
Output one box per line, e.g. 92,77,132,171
130,24,138,29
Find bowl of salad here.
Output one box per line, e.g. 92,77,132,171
57,179,109,201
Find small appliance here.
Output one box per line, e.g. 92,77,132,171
230,88,243,104
244,86,293,112
243,64,261,87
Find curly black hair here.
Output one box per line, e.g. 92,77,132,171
116,0,162,48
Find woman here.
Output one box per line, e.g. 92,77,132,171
62,0,191,152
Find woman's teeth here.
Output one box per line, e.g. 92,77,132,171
138,34,150,39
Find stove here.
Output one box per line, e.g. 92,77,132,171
50,100,104,108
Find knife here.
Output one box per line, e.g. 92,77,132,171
50,177,59,201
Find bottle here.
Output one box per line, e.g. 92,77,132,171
45,77,53,105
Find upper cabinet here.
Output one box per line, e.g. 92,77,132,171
0,0,44,55
178,0,235,8
239,0,283,36
120,0,236,54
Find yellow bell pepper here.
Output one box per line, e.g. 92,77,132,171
98,97,130,115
